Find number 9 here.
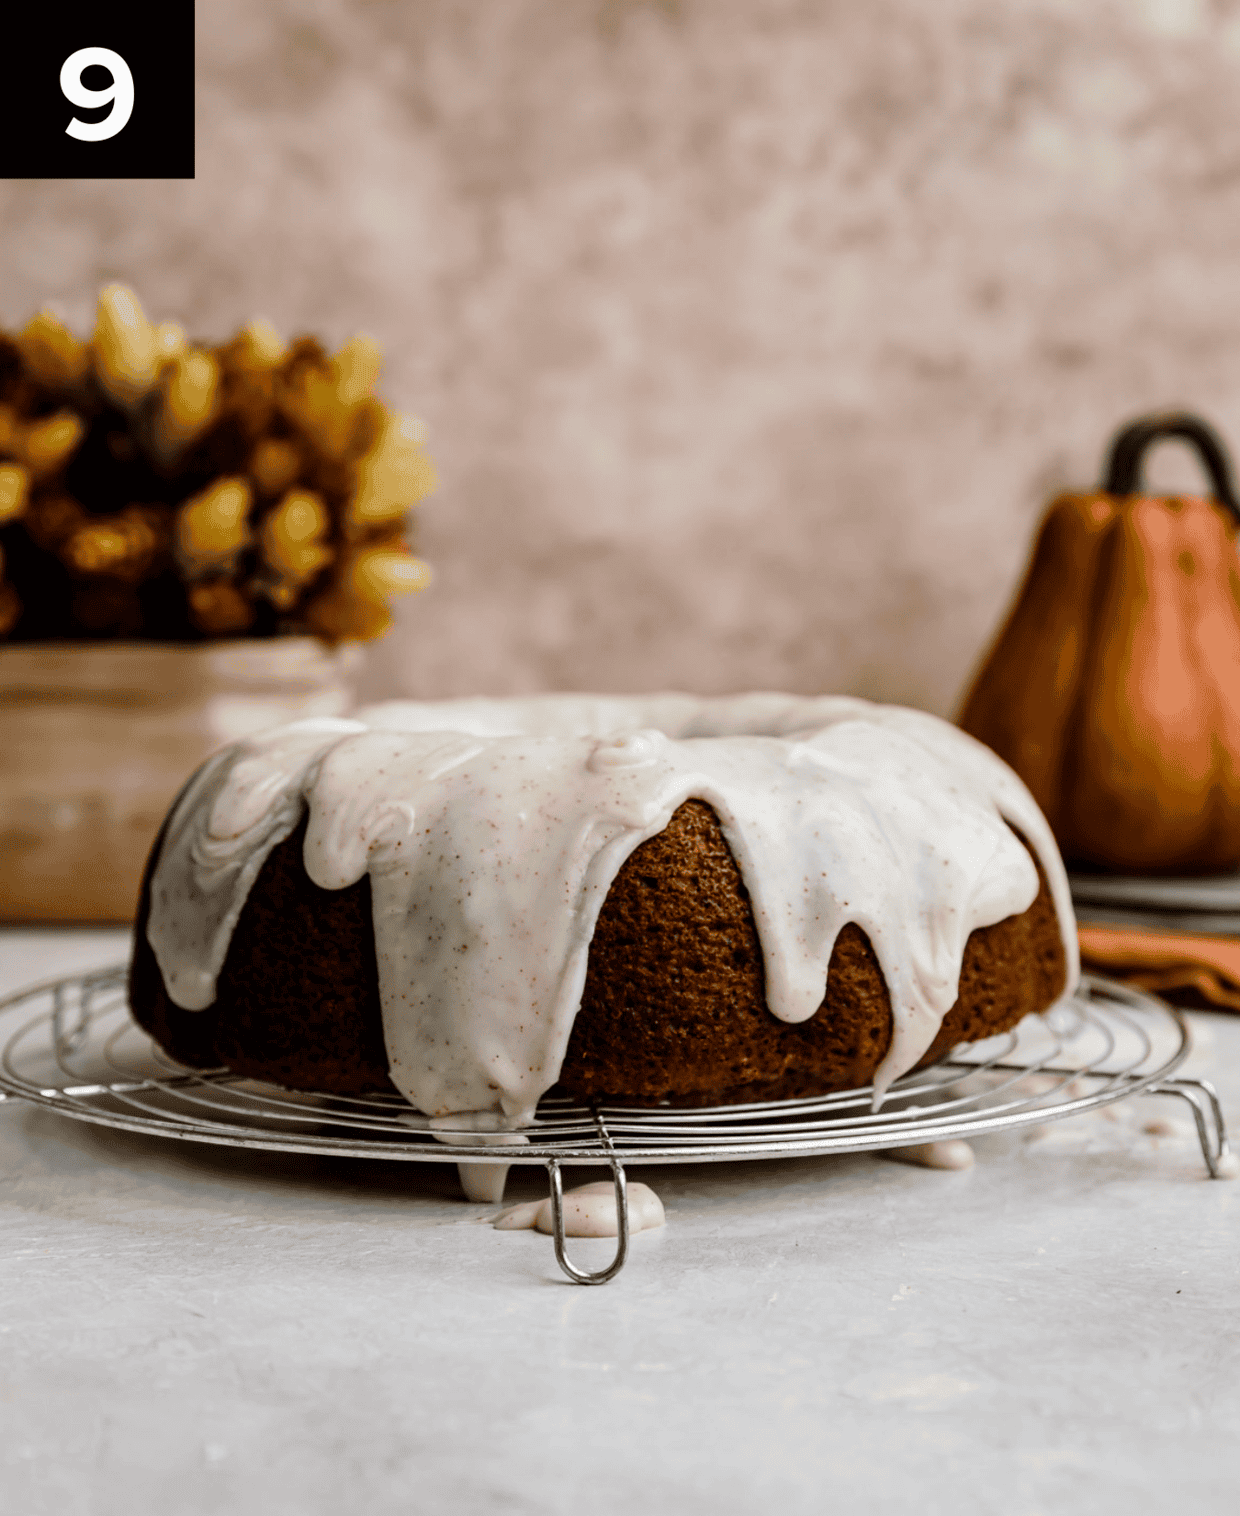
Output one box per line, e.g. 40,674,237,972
61,48,134,142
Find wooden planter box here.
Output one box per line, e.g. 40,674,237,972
0,639,362,924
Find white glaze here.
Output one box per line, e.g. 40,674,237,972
887,1140,976,1171
145,692,1079,1126
494,1181,666,1236
457,1163,512,1204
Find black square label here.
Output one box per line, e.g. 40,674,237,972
2,2,195,179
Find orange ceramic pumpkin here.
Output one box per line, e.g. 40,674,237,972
958,413,1240,874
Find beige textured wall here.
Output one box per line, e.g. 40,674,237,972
3,0,1240,714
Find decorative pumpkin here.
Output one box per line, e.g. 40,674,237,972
958,412,1240,875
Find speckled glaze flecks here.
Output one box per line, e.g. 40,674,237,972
888,1140,976,1171
145,693,1079,1127
494,1181,666,1237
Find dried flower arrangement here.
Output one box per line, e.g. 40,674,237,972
0,285,435,645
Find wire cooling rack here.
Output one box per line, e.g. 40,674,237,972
0,966,1230,1284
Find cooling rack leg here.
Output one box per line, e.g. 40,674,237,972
546,1156,631,1285
1147,1078,1235,1179
52,979,90,1058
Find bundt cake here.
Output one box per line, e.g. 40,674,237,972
129,693,1078,1124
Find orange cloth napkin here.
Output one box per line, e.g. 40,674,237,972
1078,923,1240,1011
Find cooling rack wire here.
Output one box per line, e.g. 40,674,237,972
0,967,1230,1284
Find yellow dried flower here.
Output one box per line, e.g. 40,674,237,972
332,334,382,407
23,411,85,478
238,318,287,368
62,507,161,582
249,437,302,496
63,523,132,575
348,413,437,526
266,579,299,611
260,489,333,585
93,284,160,408
153,321,187,360
353,546,433,598
176,478,253,576
17,309,90,389
151,349,220,460
280,363,353,459
303,545,431,642
188,579,256,635
0,464,30,524
304,585,391,643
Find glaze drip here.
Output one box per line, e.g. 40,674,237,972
145,693,1078,1126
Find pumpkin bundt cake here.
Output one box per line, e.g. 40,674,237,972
129,693,1077,1121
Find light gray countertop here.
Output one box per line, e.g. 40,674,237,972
2,928,1238,1515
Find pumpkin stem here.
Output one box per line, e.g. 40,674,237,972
1102,411,1240,523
